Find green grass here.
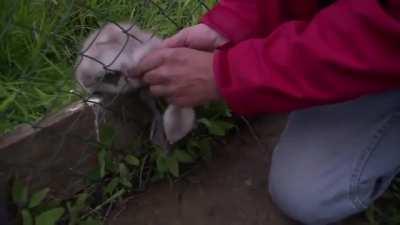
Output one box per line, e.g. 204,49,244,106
0,0,216,133
1,1,399,225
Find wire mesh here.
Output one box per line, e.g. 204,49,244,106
3,2,400,225
0,0,216,197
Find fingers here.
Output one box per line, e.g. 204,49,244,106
137,48,177,98
142,68,169,85
150,85,173,97
136,49,167,76
162,28,189,48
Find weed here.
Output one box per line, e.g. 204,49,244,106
2,1,399,225
11,101,235,225
0,0,216,134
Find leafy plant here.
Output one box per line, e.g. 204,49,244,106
12,179,65,225
34,208,65,225
12,179,29,207
28,188,50,209
0,0,218,134
199,118,235,136
3,1,400,224
3,0,246,224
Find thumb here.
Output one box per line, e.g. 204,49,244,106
162,29,189,48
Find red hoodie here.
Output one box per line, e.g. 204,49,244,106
201,0,400,115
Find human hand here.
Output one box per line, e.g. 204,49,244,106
137,47,220,107
162,24,228,51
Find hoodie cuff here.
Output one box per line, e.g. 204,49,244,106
201,4,257,44
212,44,248,115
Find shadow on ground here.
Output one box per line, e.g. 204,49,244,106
108,115,368,225
0,106,369,225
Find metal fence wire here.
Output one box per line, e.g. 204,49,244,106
1,0,214,125
0,0,217,212
2,1,400,225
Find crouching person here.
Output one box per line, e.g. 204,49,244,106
136,1,400,224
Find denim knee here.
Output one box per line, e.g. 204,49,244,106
268,167,353,225
268,91,400,224
269,170,325,225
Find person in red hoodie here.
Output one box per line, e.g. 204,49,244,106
137,0,400,224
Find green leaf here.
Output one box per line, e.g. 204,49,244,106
35,208,65,225
104,178,120,195
166,157,179,177
173,149,194,163
34,88,49,101
66,201,78,225
81,217,103,225
156,156,168,174
118,163,132,188
213,121,234,136
199,119,234,136
99,125,115,146
124,155,140,166
67,192,88,225
0,85,7,97
198,138,213,160
98,150,106,178
75,192,89,211
0,93,16,112
205,102,232,118
28,188,50,208
119,163,129,179
120,178,132,188
22,209,33,225
12,178,28,206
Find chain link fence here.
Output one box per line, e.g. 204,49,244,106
1,0,214,131
0,1,228,223
2,1,400,225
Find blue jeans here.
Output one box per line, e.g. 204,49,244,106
269,91,400,225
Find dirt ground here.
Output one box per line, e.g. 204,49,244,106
109,115,368,225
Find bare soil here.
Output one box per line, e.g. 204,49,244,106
109,115,368,225
1,104,368,225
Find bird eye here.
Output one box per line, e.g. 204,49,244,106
102,71,122,85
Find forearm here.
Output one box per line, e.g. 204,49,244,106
213,0,400,115
201,0,267,44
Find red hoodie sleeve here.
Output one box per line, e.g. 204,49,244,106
201,0,267,43
213,0,400,115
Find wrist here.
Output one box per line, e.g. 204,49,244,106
198,23,229,48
